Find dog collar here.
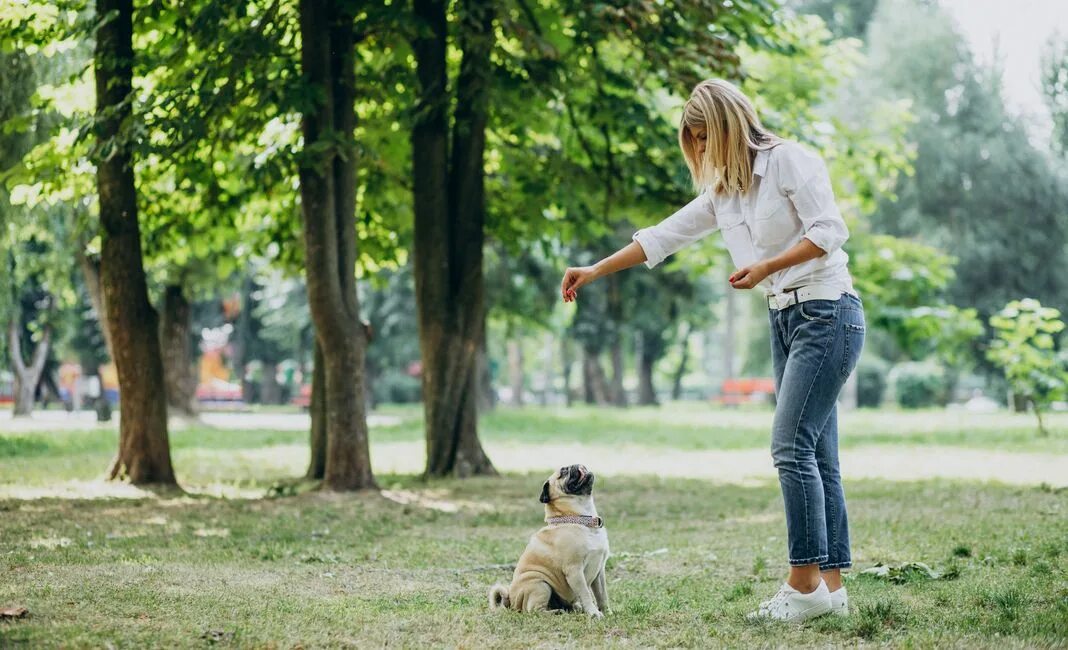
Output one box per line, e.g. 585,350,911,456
546,515,604,528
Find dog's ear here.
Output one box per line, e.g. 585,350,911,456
539,481,551,504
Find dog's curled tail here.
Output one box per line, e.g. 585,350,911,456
488,584,511,610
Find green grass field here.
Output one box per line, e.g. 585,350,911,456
1,404,1066,647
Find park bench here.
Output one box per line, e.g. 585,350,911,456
719,377,776,406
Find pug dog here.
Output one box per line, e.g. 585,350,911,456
488,464,610,617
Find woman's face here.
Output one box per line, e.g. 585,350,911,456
689,126,708,156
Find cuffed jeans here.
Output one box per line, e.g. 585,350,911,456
769,293,865,570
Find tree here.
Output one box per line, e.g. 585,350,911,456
297,0,375,491
94,0,175,484
1040,34,1068,156
865,0,1068,322
850,233,984,391
408,0,497,477
987,299,1067,436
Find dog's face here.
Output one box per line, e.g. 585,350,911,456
540,464,595,504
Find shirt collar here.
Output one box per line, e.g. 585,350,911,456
753,148,771,178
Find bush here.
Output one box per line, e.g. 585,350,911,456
890,361,947,408
857,355,890,408
373,369,422,404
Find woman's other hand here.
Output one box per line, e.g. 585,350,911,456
561,265,598,302
729,261,771,290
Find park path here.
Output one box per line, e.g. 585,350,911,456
373,441,1068,488
3,411,1066,487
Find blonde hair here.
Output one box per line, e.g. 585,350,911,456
679,79,779,195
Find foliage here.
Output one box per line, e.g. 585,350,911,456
986,299,1068,435
851,234,983,364
740,13,913,220
865,0,1068,323
1040,34,1068,156
858,561,950,584
793,0,879,39
856,354,889,408
890,360,946,409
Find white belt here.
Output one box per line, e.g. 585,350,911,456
766,284,843,311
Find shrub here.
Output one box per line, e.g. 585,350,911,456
890,361,946,408
373,369,422,404
857,355,890,407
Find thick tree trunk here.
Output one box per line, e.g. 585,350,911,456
637,334,659,406
8,319,50,417
95,0,175,485
507,339,524,406
306,338,327,480
411,0,496,477
671,323,691,401
161,284,197,418
298,0,375,491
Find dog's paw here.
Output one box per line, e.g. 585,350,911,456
588,609,604,619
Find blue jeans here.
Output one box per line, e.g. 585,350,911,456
768,293,865,569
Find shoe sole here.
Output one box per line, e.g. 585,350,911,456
788,602,832,623
747,602,833,623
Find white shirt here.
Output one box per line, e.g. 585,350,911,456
632,140,855,296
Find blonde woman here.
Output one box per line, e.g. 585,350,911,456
560,79,865,622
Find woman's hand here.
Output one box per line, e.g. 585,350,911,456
561,265,599,302
729,261,771,290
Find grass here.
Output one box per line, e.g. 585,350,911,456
0,477,1065,647
1,405,1067,647
5,403,1068,489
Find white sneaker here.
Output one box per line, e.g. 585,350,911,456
829,586,848,616
747,580,832,622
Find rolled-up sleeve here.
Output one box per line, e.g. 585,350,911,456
632,191,718,269
777,145,848,256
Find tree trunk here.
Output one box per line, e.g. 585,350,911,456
507,339,524,406
609,335,627,407
411,0,496,477
671,322,691,401
306,338,327,480
637,333,659,406
583,350,610,405
76,248,113,360
606,275,627,407
561,336,574,407
95,0,175,486
477,317,495,412
1032,398,1048,437
8,319,51,417
160,284,197,418
539,331,554,406
261,362,281,405
232,276,255,404
724,287,736,381
298,0,376,491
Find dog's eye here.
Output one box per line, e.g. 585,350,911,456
560,466,567,475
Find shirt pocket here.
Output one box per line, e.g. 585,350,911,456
718,211,758,269
752,194,797,247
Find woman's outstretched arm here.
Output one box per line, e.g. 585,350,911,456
560,241,648,302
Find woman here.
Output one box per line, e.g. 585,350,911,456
559,79,865,622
